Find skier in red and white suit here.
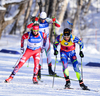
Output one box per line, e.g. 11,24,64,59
5,24,47,84
27,12,60,80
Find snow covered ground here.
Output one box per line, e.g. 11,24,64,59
0,34,100,96
0,0,100,95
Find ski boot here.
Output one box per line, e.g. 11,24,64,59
79,80,88,90
33,74,38,84
37,69,41,80
48,66,56,76
5,76,13,83
65,76,71,89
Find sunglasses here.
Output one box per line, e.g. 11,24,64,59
40,18,46,20
64,35,70,38
32,29,39,32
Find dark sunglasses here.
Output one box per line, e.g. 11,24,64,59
64,35,70,38
40,18,46,20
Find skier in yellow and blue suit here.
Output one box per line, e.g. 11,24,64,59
53,28,88,90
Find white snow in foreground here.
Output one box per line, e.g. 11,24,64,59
0,35,100,96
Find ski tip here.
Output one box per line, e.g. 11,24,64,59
88,89,99,92
64,87,74,89
83,88,90,91
81,88,99,92
33,82,38,84
38,80,43,82
4,80,9,83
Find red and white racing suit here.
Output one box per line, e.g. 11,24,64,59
27,18,60,69
11,31,46,77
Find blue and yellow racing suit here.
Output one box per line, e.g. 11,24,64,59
53,33,83,80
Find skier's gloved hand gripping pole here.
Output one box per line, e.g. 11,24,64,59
52,17,58,88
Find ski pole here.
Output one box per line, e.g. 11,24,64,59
52,21,57,88
81,58,83,80
53,22,56,39
80,46,83,80
13,53,22,68
40,29,46,70
27,58,30,67
41,53,43,70
52,55,57,88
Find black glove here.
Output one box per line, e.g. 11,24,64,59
41,47,45,53
20,47,24,54
79,51,84,58
54,50,58,55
